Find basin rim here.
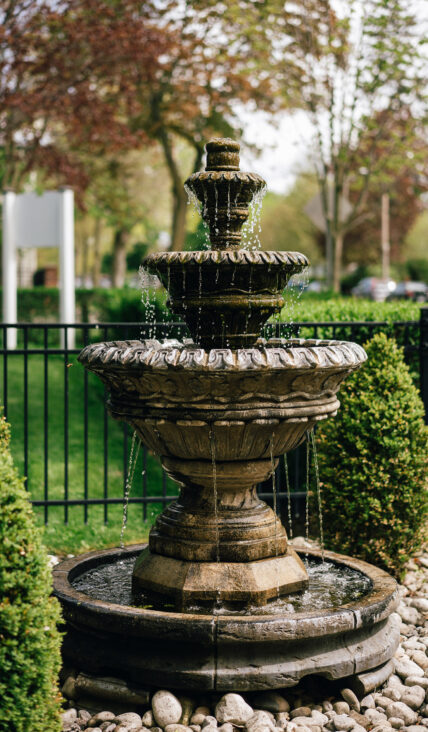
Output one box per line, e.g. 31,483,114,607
78,338,367,373
53,545,398,643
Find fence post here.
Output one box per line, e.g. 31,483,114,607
420,307,428,425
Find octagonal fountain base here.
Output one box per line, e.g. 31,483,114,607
53,544,400,700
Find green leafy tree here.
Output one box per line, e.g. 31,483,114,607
316,334,428,577
0,413,62,732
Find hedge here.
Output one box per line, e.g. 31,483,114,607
315,334,428,578
0,413,62,732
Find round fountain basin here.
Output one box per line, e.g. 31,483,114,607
53,545,399,693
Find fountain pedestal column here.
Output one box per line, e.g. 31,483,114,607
132,455,308,606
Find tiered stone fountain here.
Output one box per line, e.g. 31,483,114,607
54,139,399,708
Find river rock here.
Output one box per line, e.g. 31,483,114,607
142,711,154,728
246,710,276,731
406,677,428,689
332,714,355,731
406,727,427,732
115,713,142,727
401,685,426,709
218,725,234,732
340,689,360,712
375,696,393,709
333,702,350,715
360,696,375,710
410,598,428,613
252,691,290,713
290,717,320,729
201,717,217,728
215,694,253,725
190,726,202,732
62,708,78,728
388,718,404,729
191,708,211,725
88,712,116,726
100,725,116,732
395,658,425,679
399,605,421,625
411,651,428,670
291,707,313,719
152,691,182,728
165,725,193,732
385,702,417,725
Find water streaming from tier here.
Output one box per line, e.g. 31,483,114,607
120,431,141,549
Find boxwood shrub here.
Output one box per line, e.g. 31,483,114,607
0,413,62,732
315,333,428,578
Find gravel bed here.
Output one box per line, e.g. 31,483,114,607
61,548,428,732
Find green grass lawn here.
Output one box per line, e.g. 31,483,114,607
1,351,177,556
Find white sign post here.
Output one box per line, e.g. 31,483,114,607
2,188,75,349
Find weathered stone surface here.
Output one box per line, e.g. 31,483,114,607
360,696,375,709
165,725,193,732
152,691,182,728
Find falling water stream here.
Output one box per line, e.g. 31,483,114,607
310,428,325,560
119,431,141,549
284,454,294,540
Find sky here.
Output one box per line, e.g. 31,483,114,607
240,110,314,194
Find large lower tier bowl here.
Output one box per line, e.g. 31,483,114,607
53,545,399,692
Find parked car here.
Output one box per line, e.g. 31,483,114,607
351,277,396,302
387,281,428,302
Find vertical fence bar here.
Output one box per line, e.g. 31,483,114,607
44,326,49,524
420,307,428,425
63,325,69,524
162,467,167,508
103,326,109,523
3,326,8,419
83,326,89,524
23,326,29,485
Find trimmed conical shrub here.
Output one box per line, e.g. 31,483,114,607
0,413,62,732
316,333,428,578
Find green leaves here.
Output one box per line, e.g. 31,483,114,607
0,411,62,732
316,333,428,578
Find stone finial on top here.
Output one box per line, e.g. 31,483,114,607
205,138,240,171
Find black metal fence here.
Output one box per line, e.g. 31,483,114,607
1,309,427,528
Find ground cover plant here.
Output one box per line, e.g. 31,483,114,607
0,413,62,732
316,333,428,578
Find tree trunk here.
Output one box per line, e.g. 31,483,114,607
333,231,343,294
171,187,188,251
112,228,128,287
158,129,188,251
92,217,102,287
